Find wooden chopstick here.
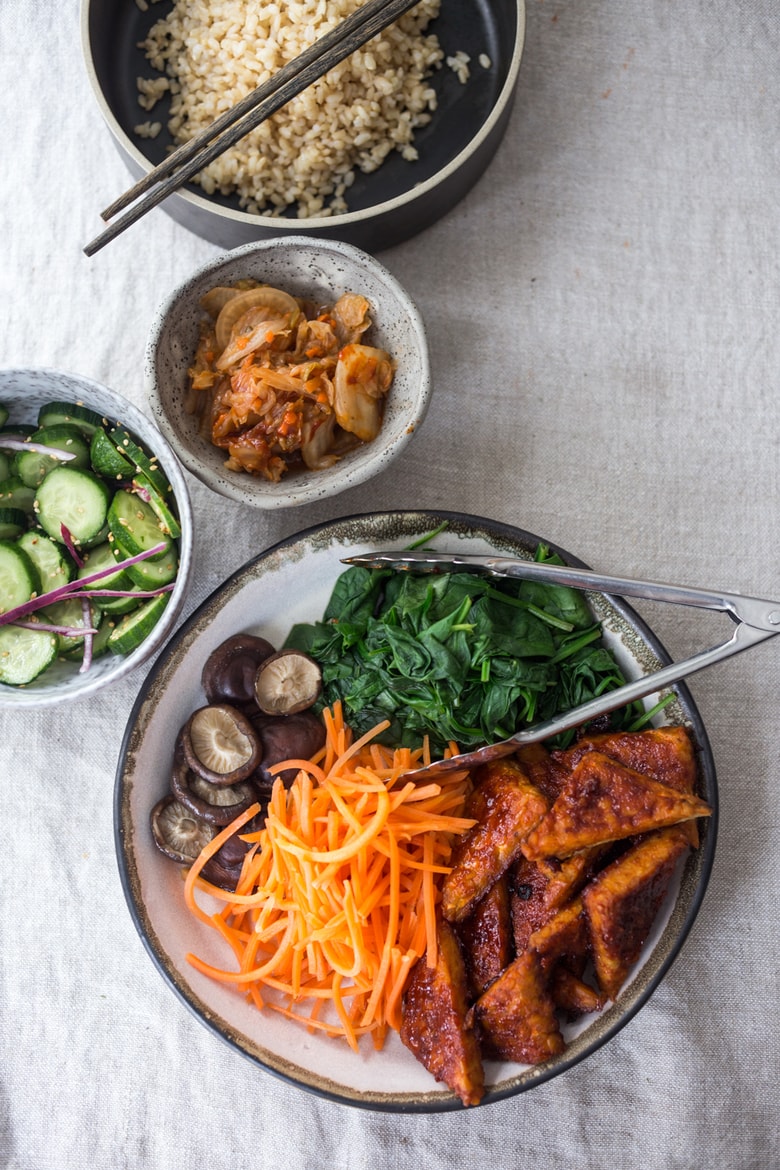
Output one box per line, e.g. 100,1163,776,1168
84,0,423,257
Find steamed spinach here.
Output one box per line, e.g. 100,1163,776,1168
285,546,644,754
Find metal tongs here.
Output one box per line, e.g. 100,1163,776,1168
342,550,780,779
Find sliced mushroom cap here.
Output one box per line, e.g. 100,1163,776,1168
251,709,327,786
254,649,322,716
150,796,216,863
201,633,276,705
171,738,261,826
182,703,262,785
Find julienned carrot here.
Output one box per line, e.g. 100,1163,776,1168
184,701,474,1052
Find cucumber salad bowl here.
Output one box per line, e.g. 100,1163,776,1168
0,367,193,708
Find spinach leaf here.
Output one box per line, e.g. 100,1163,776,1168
284,550,641,754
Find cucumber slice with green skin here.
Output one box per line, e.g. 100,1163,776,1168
107,489,172,561
132,472,181,540
124,542,178,588
39,598,97,655
0,404,8,429
14,424,91,488
0,540,41,612
0,476,36,514
90,428,135,481
0,624,58,685
77,541,133,592
91,585,146,616
0,452,10,481
107,592,169,655
0,508,27,540
108,427,168,494
34,466,110,547
78,543,144,613
0,423,35,438
37,400,106,438
19,531,74,591
80,521,111,550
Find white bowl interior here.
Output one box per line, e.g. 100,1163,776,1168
145,238,431,508
0,367,193,708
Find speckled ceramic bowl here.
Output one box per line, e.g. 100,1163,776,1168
145,237,431,509
0,367,193,709
82,0,525,252
115,511,717,1111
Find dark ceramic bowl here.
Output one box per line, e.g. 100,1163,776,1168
81,0,525,251
115,511,717,1112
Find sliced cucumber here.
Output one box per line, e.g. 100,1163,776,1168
77,542,143,614
0,476,36,514
0,540,41,613
14,424,91,488
92,584,147,616
107,592,169,655
107,489,171,561
35,466,110,546
90,427,135,481
124,542,178,589
77,540,133,592
18,531,74,591
0,624,58,685
0,423,35,439
0,451,10,481
0,508,27,540
37,400,106,437
132,473,181,540
108,427,168,494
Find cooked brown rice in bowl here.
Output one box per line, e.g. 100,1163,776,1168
136,0,445,219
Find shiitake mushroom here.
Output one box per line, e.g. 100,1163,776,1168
201,829,254,890
150,795,253,891
150,795,216,862
253,649,322,716
181,703,262,785
250,708,327,786
171,734,260,826
201,633,275,706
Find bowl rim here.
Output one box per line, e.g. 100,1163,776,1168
0,365,194,708
114,508,718,1111
144,236,432,508
80,0,527,231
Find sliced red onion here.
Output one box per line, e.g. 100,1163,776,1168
10,620,100,636
79,585,174,599
0,540,169,627
80,598,94,674
0,437,76,460
60,524,85,568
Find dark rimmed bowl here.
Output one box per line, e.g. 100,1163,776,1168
115,510,717,1111
81,1,526,251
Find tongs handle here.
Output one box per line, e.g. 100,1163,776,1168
362,552,780,780
380,552,780,633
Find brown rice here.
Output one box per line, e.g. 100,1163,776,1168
136,0,445,218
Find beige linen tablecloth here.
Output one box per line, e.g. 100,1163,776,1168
1,1,778,1167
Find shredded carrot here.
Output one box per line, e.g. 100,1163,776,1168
184,701,473,1051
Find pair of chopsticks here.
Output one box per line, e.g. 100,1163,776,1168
84,0,423,257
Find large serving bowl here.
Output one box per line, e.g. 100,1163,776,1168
0,367,193,709
115,511,717,1111
81,0,525,251
145,237,431,509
